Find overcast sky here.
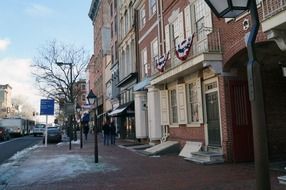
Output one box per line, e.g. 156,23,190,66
0,0,93,119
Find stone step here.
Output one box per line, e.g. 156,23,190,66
186,151,224,164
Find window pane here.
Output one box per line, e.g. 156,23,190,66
188,82,199,123
170,90,178,123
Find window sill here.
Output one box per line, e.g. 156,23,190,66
169,124,179,128
187,123,201,128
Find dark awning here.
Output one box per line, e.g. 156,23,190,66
108,101,134,117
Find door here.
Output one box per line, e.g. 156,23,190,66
230,80,254,162
206,91,221,146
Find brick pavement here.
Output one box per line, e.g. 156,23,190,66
3,134,286,190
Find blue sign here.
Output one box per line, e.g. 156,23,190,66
40,99,55,115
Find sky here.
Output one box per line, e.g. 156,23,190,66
0,0,93,120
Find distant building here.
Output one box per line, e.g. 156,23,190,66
88,0,112,130
75,79,87,107
0,84,12,117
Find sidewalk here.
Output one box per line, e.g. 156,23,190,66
0,133,285,190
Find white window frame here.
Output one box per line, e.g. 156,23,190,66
141,48,148,78
149,0,157,17
139,6,146,29
169,88,178,125
151,38,158,74
186,79,203,127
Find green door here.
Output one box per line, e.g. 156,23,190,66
206,91,221,146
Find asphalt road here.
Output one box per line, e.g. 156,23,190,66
0,136,42,164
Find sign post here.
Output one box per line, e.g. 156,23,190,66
40,99,55,147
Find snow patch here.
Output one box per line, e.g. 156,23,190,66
0,147,118,188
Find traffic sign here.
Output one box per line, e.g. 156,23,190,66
40,99,55,115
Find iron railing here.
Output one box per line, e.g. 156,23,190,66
262,0,286,19
151,27,221,75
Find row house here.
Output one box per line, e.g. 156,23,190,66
88,0,286,162
108,0,137,139
133,0,162,142
132,0,286,163
88,0,112,130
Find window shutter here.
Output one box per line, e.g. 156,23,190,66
196,78,204,123
184,5,192,38
178,12,184,42
165,24,170,53
160,90,170,125
176,84,187,124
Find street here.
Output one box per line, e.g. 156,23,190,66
0,136,42,164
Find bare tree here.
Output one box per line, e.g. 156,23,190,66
31,40,89,105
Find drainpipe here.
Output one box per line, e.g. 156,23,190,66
159,0,165,54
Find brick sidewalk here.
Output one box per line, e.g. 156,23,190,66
3,134,286,190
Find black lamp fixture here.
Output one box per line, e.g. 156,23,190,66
205,0,250,18
87,89,97,105
86,89,99,163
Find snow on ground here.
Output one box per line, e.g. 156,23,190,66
0,144,118,188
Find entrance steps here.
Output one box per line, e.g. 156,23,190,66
185,146,224,164
278,167,286,185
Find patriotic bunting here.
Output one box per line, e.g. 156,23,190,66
175,33,195,61
155,52,169,72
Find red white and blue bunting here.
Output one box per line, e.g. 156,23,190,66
175,33,195,61
155,52,169,72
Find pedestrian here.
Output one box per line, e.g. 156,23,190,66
102,119,110,145
83,123,89,140
110,120,116,145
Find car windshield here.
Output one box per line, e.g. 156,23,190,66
35,124,45,128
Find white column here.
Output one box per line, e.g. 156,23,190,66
134,91,148,138
147,86,162,141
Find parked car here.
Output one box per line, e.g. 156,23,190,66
0,126,11,141
43,127,62,144
32,124,46,136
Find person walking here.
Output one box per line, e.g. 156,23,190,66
102,119,110,145
110,120,116,145
83,123,89,140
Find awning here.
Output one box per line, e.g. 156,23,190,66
97,111,111,119
108,101,134,117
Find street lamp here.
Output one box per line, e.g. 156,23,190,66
87,89,99,163
76,103,83,149
204,0,270,190
56,61,74,150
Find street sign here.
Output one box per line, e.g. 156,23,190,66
40,99,55,115
64,103,75,116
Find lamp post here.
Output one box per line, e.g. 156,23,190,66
87,89,99,163
204,0,270,189
76,103,83,149
56,61,74,150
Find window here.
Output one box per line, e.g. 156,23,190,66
140,6,146,29
110,3,113,17
124,11,128,34
170,89,178,123
149,0,157,16
141,48,148,78
81,84,86,90
151,38,158,73
81,95,85,102
172,18,180,45
187,82,199,123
